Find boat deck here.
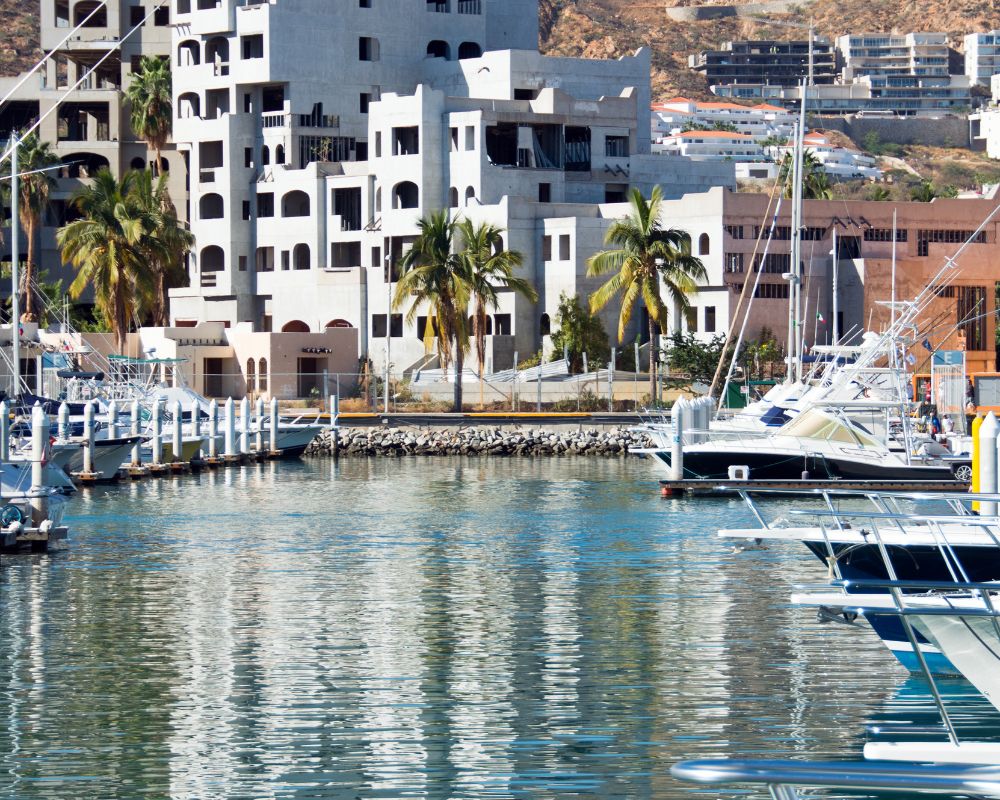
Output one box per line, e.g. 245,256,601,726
659,478,968,497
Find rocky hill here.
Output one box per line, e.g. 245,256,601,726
539,0,999,101
0,0,42,77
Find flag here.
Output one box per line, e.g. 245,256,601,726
816,312,825,324
921,338,933,351
906,353,917,365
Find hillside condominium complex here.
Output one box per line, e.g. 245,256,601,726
167,0,734,375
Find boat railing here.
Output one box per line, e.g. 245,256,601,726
670,758,1000,799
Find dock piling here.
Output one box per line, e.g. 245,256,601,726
130,399,141,466
979,412,998,515
151,400,163,465
671,397,687,481
255,397,265,452
172,400,183,462
57,401,69,442
30,403,48,524
270,397,279,453
83,400,95,475
209,399,219,459
0,400,10,462
224,397,236,458
108,399,119,439
239,397,250,455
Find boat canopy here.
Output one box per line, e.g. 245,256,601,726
779,408,880,448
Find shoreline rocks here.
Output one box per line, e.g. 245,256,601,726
305,426,655,457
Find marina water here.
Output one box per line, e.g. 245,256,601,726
1,457,993,799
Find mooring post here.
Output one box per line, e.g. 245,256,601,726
172,400,183,462
83,400,95,475
108,399,119,439
224,397,236,457
130,399,141,466
331,392,340,455
270,396,279,453
255,397,265,452
670,397,686,481
239,396,250,455
208,399,218,459
151,400,163,465
0,400,11,462
30,403,48,524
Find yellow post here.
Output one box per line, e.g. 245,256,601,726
972,412,983,509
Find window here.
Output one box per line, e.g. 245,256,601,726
559,234,570,260
464,186,475,206
258,359,268,391
246,359,256,392
243,92,252,113
605,184,627,203
752,253,791,273
542,235,552,261
704,306,716,333
685,307,697,332
275,144,284,164
374,131,382,157
256,192,274,218
359,0,371,5
129,6,144,26
281,250,290,271
241,35,263,59
450,127,458,151
261,145,270,166
458,41,482,59
392,126,419,155
698,233,710,256
359,93,371,114
371,247,380,268
330,242,361,268
153,5,169,25
255,246,274,272
238,255,247,272
244,147,253,168
494,314,511,335
448,187,459,208
199,140,223,168
241,200,250,220
371,314,402,337
864,227,908,242
605,135,629,157
359,37,378,61
281,190,310,217
427,40,450,59
725,224,744,239
725,253,744,273
392,181,419,209
540,313,551,336
538,182,551,202
465,126,475,150
199,193,223,219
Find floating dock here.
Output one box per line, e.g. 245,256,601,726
659,478,969,497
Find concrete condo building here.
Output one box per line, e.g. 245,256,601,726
689,39,837,88
964,31,1000,87
168,0,735,376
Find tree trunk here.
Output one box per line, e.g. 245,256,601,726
454,343,464,412
155,147,163,177
21,216,35,323
156,270,168,326
648,314,657,406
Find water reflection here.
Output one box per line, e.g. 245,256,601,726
0,457,988,799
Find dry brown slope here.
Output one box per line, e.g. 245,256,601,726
0,0,42,77
539,0,1000,102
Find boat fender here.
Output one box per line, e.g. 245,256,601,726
0,504,23,527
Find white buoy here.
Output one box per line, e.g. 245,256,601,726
224,397,236,457
0,400,10,462
270,397,279,453
30,403,48,524
151,400,163,465
83,400,95,475
208,398,218,459
239,397,250,455
130,399,141,466
57,401,70,442
172,399,183,462
108,399,119,439
671,398,687,481
255,397,265,452
979,412,999,516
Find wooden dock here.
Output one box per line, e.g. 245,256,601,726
659,478,969,497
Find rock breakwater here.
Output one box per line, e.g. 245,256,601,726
305,426,654,457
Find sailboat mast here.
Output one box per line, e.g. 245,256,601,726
785,120,802,384
792,86,807,382
832,227,839,344
890,208,897,328
8,134,20,398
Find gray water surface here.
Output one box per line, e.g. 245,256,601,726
0,457,977,798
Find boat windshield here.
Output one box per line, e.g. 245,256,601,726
780,409,880,448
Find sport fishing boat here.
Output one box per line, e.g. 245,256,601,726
652,407,959,481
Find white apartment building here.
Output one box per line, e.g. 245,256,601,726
964,31,1000,87
653,130,764,160
651,99,795,140
770,132,881,180
1,0,187,294
971,75,1000,159
168,0,735,373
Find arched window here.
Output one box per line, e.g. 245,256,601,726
261,145,270,166
392,181,419,210
468,315,493,334
282,190,310,217
200,245,225,272
61,152,110,178
464,186,476,206
458,42,482,59
493,235,505,255
178,92,201,119
199,193,224,219
540,313,551,336
246,358,256,392
177,40,200,66
698,232,710,256
258,358,268,392
448,187,458,208
325,319,353,328
130,156,146,171
293,243,310,270
205,36,229,65
426,40,450,59
281,320,310,333
275,144,285,164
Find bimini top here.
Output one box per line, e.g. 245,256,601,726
778,408,880,448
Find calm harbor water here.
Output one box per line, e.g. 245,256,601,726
1,457,994,799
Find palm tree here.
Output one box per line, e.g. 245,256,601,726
867,185,892,201
0,132,60,321
56,169,157,354
126,55,172,175
779,149,833,200
130,169,194,325
393,210,470,411
455,219,537,406
587,186,707,402
910,180,938,202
